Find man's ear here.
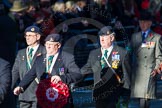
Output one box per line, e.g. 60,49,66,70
111,36,115,42
148,21,152,26
36,34,41,40
58,43,61,48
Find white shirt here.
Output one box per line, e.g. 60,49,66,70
27,44,39,58
101,45,114,59
142,29,150,38
46,52,59,73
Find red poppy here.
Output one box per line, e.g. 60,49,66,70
36,78,69,108
141,0,150,9
112,51,118,55
149,33,153,37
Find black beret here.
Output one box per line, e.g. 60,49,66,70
25,25,41,34
45,34,61,42
98,26,115,36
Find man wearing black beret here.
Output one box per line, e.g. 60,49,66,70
81,26,131,108
12,25,46,108
13,33,83,108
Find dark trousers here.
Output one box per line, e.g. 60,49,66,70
63,95,74,108
129,98,150,108
37,95,74,108
140,98,149,108
95,98,117,108
20,101,37,108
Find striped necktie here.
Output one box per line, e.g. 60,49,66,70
46,55,54,73
142,32,146,42
27,48,34,69
101,50,108,68
28,48,34,60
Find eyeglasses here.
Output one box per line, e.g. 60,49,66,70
45,42,59,46
24,34,37,38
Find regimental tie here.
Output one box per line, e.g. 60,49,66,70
142,32,146,42
101,50,108,69
27,48,34,69
46,55,54,73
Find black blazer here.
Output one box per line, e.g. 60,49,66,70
19,50,82,90
0,58,12,108
12,45,46,101
81,45,131,100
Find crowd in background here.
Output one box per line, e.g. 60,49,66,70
0,0,162,65
0,0,162,64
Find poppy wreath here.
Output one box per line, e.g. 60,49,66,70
36,78,70,108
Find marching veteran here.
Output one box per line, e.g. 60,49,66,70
13,33,82,108
12,25,46,108
81,26,131,108
129,10,162,108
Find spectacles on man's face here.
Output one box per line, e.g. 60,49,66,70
139,20,151,23
24,34,37,38
45,42,59,47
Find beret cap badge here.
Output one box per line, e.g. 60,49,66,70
49,37,54,42
107,31,111,35
31,28,35,32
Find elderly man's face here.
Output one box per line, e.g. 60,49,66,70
45,41,61,55
24,32,40,47
139,20,152,32
99,34,114,49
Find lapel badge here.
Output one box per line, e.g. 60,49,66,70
149,33,153,37
112,51,118,55
59,68,65,75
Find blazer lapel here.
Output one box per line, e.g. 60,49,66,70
37,54,46,79
95,48,102,70
108,51,112,67
41,54,46,72
23,49,28,72
145,31,154,42
136,32,144,53
93,49,102,84
31,45,43,66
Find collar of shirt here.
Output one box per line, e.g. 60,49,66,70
142,29,150,38
46,52,59,73
101,45,113,59
27,44,39,57
75,5,82,12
